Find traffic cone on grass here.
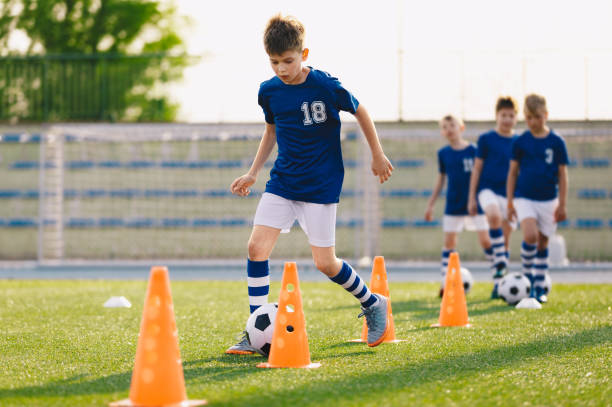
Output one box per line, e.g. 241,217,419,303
110,266,206,406
431,252,470,327
351,256,402,343
257,262,321,369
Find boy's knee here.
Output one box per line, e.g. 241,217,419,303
314,257,339,276
247,239,267,261
487,212,502,227
523,231,538,245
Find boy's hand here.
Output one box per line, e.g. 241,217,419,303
372,153,393,184
554,205,567,222
507,204,517,223
230,174,256,197
424,206,434,222
467,197,478,216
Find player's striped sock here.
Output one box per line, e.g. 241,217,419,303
533,248,549,278
484,247,494,263
521,241,537,276
247,258,270,314
329,261,378,308
441,248,454,280
489,228,507,270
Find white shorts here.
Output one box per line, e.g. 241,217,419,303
253,192,337,247
478,189,518,229
513,197,559,237
443,215,489,233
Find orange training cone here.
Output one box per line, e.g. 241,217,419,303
110,266,206,406
351,256,402,343
257,262,321,369
431,252,470,327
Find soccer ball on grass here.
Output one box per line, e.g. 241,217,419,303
441,267,474,294
499,272,531,305
245,303,278,356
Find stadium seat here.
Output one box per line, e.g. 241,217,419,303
575,218,604,229
9,161,39,169
67,218,96,228
110,189,141,198
173,189,199,197
187,161,214,168
126,218,156,228
162,218,190,227
191,218,218,227
145,189,171,198
161,161,188,168
577,189,607,199
98,160,122,168
0,190,21,198
64,189,79,198
98,218,125,227
23,190,39,199
126,160,155,169
66,160,95,170
412,219,441,227
1,133,22,143
83,189,107,198
202,189,231,197
394,159,425,168
217,160,243,168
219,218,248,226
381,218,410,228
7,218,37,228
557,219,571,228
582,158,610,168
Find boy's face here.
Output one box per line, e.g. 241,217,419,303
524,107,548,133
268,49,308,84
440,119,464,142
496,108,517,133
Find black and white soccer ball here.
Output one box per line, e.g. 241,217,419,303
499,272,531,305
245,303,278,356
442,267,474,294
533,273,552,296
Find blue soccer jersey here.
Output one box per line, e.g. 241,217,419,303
476,130,517,196
512,130,569,201
258,68,359,204
438,144,483,215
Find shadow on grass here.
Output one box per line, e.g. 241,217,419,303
224,325,612,406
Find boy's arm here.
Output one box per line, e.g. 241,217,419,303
468,158,483,215
425,173,445,221
230,123,276,196
506,160,519,222
555,164,568,222
353,104,393,184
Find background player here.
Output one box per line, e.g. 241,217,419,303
227,14,394,352
468,96,519,298
425,115,493,297
507,93,569,303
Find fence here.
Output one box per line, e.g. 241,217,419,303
1,122,611,264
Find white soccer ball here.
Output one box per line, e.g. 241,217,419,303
245,303,277,356
499,272,532,305
534,273,552,296
442,267,473,294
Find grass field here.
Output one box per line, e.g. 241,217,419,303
1,278,610,406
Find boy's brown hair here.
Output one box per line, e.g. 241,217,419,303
524,93,547,114
439,114,465,127
495,96,518,113
264,14,305,55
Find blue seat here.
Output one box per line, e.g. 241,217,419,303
110,189,141,198
219,218,248,226
145,189,171,198
66,160,94,170
0,190,21,198
7,218,37,227
187,161,214,169
24,190,39,199
161,161,188,168
582,158,610,168
64,189,79,198
191,218,218,227
173,189,199,197
217,160,243,168
382,218,409,228
83,189,107,198
126,160,155,169
557,219,571,228
577,189,606,199
162,218,190,227
575,218,604,229
67,218,96,228
202,189,231,197
98,218,124,227
1,133,22,143
413,219,441,227
126,218,156,228
394,159,425,168
10,161,38,170
98,160,122,168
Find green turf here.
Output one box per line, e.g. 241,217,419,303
0,279,610,406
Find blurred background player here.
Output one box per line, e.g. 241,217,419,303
468,96,519,299
507,94,569,303
425,115,492,297
227,14,394,352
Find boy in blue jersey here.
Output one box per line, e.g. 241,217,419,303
468,97,519,298
507,94,569,303
425,115,492,297
226,14,394,353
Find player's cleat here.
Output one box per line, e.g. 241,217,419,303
491,268,506,299
225,331,257,355
533,286,548,303
358,294,390,347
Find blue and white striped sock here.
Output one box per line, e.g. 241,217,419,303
441,248,454,280
329,261,378,308
534,248,549,279
247,258,270,314
489,228,507,270
521,241,537,276
484,247,494,263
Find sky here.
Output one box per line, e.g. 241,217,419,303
170,0,612,122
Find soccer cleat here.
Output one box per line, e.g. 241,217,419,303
225,331,257,355
533,286,548,303
491,267,506,299
358,294,390,347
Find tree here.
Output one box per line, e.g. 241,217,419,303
0,0,192,122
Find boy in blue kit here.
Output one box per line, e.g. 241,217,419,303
507,94,569,303
468,97,519,298
425,115,492,297
226,14,394,353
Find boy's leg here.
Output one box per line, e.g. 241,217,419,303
519,217,539,293
440,231,457,297
533,234,550,303
481,195,507,298
226,225,281,355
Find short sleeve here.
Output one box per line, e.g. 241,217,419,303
476,134,488,159
438,150,445,174
555,137,570,165
328,77,359,114
511,137,523,161
258,86,275,124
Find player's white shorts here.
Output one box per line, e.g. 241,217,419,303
513,197,559,237
253,192,337,247
443,215,488,233
478,189,518,229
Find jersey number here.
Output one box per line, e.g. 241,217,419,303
301,101,327,125
463,158,474,172
545,148,553,164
